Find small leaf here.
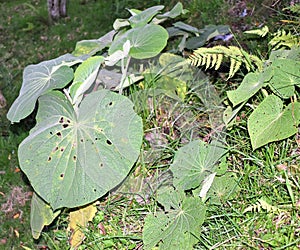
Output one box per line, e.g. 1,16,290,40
129,5,164,27
68,203,97,248
70,56,104,104
143,188,206,250
170,140,227,191
73,30,115,56
30,192,61,239
206,172,237,205
227,71,269,107
248,95,300,149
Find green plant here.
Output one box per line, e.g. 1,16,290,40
189,43,300,150
6,2,195,247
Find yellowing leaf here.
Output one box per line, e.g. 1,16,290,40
68,203,97,248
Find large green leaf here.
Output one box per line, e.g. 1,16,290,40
170,140,227,191
269,58,300,99
18,90,143,210
248,95,300,149
30,192,61,239
143,187,206,250
7,54,77,123
109,24,168,59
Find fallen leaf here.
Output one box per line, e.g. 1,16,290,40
68,203,97,248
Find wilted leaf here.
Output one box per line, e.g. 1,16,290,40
68,203,97,248
30,192,61,239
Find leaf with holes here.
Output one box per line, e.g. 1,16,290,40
18,89,143,210
108,24,168,59
170,140,227,191
7,54,78,123
248,95,300,149
143,187,206,250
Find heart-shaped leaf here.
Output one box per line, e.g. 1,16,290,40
248,95,300,149
170,140,227,191
227,71,270,107
109,24,168,59
7,54,78,123
18,89,143,210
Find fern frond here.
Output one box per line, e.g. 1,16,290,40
188,45,263,79
244,26,269,37
243,198,280,214
269,30,299,50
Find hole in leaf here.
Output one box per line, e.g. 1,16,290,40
93,188,96,192
62,124,69,129
73,155,77,161
60,173,64,178
56,132,62,138
52,146,59,152
106,139,112,145
60,148,64,152
50,131,53,135
99,163,103,167
59,117,64,123
67,119,71,123
108,101,113,106
80,138,84,143
47,156,52,162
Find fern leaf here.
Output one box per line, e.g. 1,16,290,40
269,30,299,50
215,54,223,70
205,54,211,70
244,26,269,37
243,198,280,214
188,45,263,78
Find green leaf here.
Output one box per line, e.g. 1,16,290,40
143,188,206,250
170,140,227,191
18,90,143,210
30,192,61,239
227,71,270,107
69,56,104,104
206,172,237,205
109,24,168,59
129,5,164,27
248,95,300,149
269,58,300,99
156,2,188,21
7,54,76,123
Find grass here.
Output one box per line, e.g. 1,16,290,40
1,0,300,249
